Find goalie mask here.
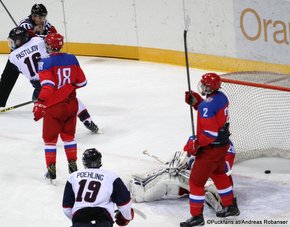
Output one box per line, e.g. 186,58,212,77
82,148,102,168
198,73,221,96
8,27,29,50
45,33,64,52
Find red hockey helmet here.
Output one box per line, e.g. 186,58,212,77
45,33,64,51
198,73,221,95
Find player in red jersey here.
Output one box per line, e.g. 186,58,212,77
33,33,87,181
0,26,98,133
180,73,240,227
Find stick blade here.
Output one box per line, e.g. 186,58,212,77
133,208,147,219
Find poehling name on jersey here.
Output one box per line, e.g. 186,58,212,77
77,172,104,181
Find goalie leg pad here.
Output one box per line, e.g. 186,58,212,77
129,170,184,203
205,183,222,212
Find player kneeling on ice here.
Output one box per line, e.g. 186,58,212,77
63,148,134,227
129,141,235,213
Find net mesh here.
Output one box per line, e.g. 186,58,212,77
220,71,290,162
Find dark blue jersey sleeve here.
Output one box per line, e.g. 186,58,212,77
111,177,131,206
62,181,75,208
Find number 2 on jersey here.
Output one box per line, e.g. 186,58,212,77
76,179,101,202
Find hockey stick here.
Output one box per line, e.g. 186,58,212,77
0,100,34,113
115,208,146,220
142,150,167,165
183,15,195,136
133,208,146,219
0,0,17,26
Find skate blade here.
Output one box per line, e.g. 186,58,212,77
44,175,56,185
96,128,103,134
48,179,56,185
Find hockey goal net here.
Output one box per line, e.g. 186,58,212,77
219,71,290,163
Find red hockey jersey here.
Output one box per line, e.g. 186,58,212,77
37,53,87,107
196,91,229,147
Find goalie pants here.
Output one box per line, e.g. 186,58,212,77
189,144,234,216
42,97,78,167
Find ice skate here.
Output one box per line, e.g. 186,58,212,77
180,214,205,226
68,159,78,173
216,197,240,217
84,120,99,133
45,163,56,185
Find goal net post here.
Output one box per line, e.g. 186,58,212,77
219,71,290,163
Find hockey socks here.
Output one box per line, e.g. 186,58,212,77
77,109,91,123
189,184,205,216
44,144,57,167
64,141,77,162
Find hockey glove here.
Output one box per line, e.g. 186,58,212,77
115,209,134,226
185,91,203,110
183,136,199,156
33,102,46,121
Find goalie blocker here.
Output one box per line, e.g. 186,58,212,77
129,142,235,212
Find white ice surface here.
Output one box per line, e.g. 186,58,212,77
0,54,289,227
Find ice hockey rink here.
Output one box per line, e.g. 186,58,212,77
0,54,290,227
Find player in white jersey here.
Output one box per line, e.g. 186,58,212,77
63,148,134,227
5,27,99,133
9,30,47,81
0,4,56,108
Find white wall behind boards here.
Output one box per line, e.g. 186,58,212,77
184,0,237,56
1,0,290,67
233,0,290,65
134,0,185,50
63,0,138,45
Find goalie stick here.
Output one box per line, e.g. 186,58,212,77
0,100,34,113
142,150,167,165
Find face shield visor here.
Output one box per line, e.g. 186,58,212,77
7,38,16,50
197,81,212,96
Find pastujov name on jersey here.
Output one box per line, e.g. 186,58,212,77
76,171,104,181
15,44,39,60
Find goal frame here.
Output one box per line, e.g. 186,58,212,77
220,71,290,162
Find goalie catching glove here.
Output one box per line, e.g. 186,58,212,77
33,101,46,121
115,208,134,226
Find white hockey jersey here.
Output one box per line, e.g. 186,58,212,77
63,168,133,222
9,37,48,81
